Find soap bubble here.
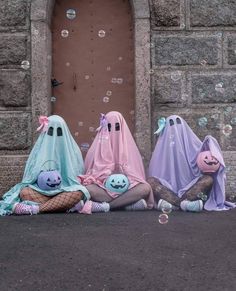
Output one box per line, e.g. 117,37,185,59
66,9,76,20
85,75,90,80
98,30,106,38
158,214,169,224
197,117,208,127
21,60,30,70
222,124,232,136
215,82,225,93
78,121,84,127
200,60,207,66
89,127,94,132
103,97,110,103
231,117,236,125
171,71,182,82
106,90,112,96
51,96,56,102
161,205,172,214
74,132,79,137
66,62,70,67
80,143,90,151
106,66,111,71
61,30,69,38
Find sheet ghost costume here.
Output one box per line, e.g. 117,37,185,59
148,115,235,211
0,115,90,216
82,111,154,209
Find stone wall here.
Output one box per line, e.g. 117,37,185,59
0,0,31,195
150,0,236,199
0,0,235,199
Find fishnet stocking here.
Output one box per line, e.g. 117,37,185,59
20,187,51,204
20,187,84,213
147,177,181,207
181,175,213,201
39,191,83,213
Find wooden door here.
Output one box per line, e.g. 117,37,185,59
52,0,134,154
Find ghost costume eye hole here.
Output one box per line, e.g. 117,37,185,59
115,122,120,131
176,118,181,124
47,127,54,136
169,119,174,126
108,123,111,132
57,127,63,136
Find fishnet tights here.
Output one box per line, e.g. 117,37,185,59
20,187,83,213
147,175,214,207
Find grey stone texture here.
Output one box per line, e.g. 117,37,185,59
0,70,30,107
227,35,236,65
152,72,186,105
153,33,221,67
0,156,27,196
0,113,31,150
0,35,28,65
191,72,236,104
190,0,236,27
151,0,181,27
0,0,28,27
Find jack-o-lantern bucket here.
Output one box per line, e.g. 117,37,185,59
37,170,62,191
197,151,220,173
105,174,129,194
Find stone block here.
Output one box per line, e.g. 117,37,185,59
191,73,236,104
190,0,236,27
0,70,30,107
227,36,236,65
152,72,186,105
0,35,27,65
0,0,28,27
0,113,31,150
153,33,220,66
151,0,181,27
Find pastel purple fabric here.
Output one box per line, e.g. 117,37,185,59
148,115,235,211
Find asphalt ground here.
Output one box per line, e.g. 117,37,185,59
1,209,236,291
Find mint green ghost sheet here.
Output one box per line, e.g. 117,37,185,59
0,115,90,215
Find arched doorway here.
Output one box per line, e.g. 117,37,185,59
31,0,151,164
51,0,135,153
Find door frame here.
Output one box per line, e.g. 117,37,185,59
31,0,151,164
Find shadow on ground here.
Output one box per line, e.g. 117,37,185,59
1,209,236,291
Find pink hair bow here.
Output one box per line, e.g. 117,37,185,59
37,116,49,132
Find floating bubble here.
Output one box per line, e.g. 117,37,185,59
117,78,123,84
111,78,117,83
106,90,112,96
118,56,123,61
61,30,69,38
103,96,110,103
66,62,70,67
21,60,30,70
98,30,106,38
158,213,169,224
231,117,236,125
149,69,154,74
215,82,225,93
197,117,208,127
180,23,185,29
222,124,232,136
74,132,79,137
171,71,182,82
224,106,233,115
200,60,207,66
78,121,84,127
85,75,90,80
51,96,56,102
211,113,219,120
80,143,90,151
130,110,135,115
202,194,208,201
89,127,95,132
106,66,111,71
161,206,172,214
66,9,76,20
170,141,175,147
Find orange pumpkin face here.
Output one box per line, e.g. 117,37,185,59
197,151,220,173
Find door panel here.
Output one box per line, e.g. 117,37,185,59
52,0,135,153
